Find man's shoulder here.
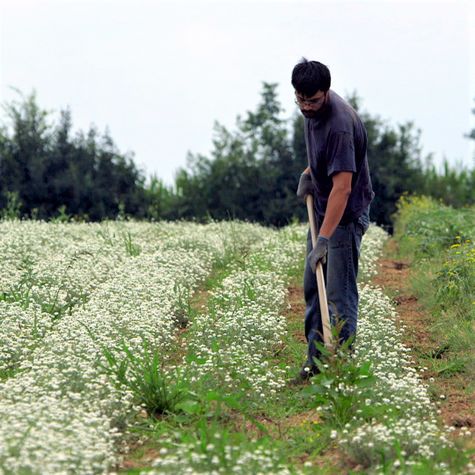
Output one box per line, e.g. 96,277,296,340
329,91,359,120
329,90,356,112
328,91,364,135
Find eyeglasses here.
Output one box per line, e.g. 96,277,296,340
294,92,326,108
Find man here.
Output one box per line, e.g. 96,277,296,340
291,58,374,382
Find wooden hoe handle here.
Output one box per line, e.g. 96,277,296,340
305,194,333,349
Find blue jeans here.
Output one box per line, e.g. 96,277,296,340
303,207,370,368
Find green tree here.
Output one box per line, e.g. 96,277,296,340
347,94,426,228
0,91,147,220
0,91,51,214
172,83,305,226
144,174,175,221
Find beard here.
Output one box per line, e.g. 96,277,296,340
301,105,327,120
301,110,320,119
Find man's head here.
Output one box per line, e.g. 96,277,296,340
292,58,331,118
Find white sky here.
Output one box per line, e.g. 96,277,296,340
1,0,474,185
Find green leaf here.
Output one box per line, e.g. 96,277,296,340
205,390,221,402
176,399,201,415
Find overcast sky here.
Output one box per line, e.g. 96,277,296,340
1,0,474,185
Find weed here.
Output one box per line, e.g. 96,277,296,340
435,239,475,321
123,231,141,257
433,358,467,376
302,323,376,430
172,282,196,328
97,336,195,417
97,226,116,246
304,356,376,429
0,367,25,382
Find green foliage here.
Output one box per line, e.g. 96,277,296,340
393,195,475,393
435,238,475,321
1,88,474,226
0,92,147,220
143,174,175,221
419,159,475,208
122,231,141,257
98,337,195,417
302,330,377,429
0,367,24,382
394,195,475,257
172,282,196,329
389,445,474,475
0,266,88,321
0,269,35,308
142,420,289,475
167,83,306,226
51,205,71,223
0,191,22,220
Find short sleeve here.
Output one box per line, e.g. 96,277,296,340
326,132,356,176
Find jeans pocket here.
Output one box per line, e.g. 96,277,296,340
357,207,370,235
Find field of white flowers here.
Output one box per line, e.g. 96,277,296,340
0,220,471,474
0,221,233,472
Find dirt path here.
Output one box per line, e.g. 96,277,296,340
373,254,475,450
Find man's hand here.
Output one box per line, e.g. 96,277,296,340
296,172,314,201
308,236,329,273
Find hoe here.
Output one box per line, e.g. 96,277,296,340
305,194,333,349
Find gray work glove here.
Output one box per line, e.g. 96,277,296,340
308,236,329,273
296,172,314,201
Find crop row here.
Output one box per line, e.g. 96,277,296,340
141,225,388,473
0,221,264,474
144,224,307,474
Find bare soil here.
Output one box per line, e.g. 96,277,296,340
286,285,308,344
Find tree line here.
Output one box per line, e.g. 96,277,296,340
1,86,474,229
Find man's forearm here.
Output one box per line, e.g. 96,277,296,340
318,188,350,238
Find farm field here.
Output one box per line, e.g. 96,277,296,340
0,208,473,474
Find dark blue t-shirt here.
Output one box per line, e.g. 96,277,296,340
304,90,374,223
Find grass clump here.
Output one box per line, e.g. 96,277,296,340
99,337,195,417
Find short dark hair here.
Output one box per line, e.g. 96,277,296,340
291,58,331,96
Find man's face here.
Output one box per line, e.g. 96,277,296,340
295,90,328,119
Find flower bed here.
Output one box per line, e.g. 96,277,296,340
0,221,234,473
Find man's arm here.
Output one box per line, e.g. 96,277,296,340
318,171,352,238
